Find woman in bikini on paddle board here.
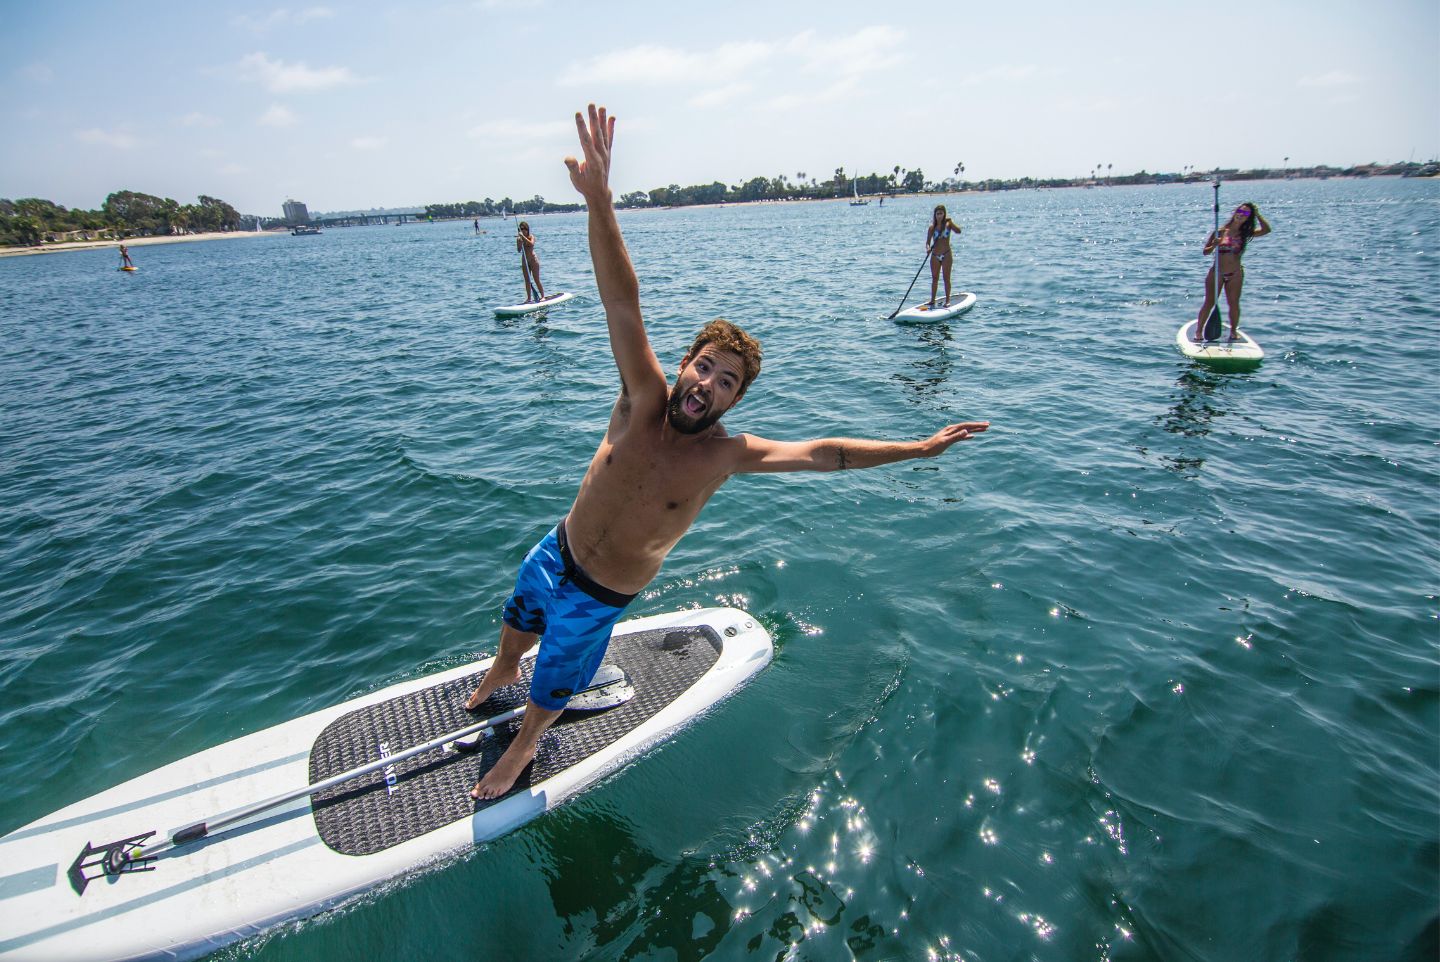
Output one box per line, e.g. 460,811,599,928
1194,202,1271,341
926,205,963,309
516,221,545,303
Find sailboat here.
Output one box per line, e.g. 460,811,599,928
850,176,869,206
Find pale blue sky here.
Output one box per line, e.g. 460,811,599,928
5,0,1436,216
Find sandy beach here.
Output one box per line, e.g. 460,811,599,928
0,230,288,258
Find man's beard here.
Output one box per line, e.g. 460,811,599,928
666,383,723,435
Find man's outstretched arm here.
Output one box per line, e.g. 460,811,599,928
731,422,990,474
565,104,667,411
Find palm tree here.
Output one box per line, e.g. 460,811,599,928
1107,163,1112,183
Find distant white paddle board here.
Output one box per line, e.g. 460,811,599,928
894,291,976,323
0,607,772,962
1175,320,1264,367
493,291,575,317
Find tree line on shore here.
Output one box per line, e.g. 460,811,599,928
423,160,1435,219
8,159,1431,245
0,191,256,247
420,195,584,220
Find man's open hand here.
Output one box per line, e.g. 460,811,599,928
921,421,990,457
565,103,615,202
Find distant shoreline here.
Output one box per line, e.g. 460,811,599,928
0,230,288,259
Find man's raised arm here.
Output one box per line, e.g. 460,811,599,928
565,104,667,409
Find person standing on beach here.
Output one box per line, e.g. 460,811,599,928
1194,202,1271,341
516,221,545,302
925,205,963,309
119,244,134,269
464,104,991,800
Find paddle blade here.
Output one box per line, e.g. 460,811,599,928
566,664,635,711
1203,306,1222,341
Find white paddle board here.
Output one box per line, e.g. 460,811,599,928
1175,320,1264,367
493,291,575,317
894,291,976,323
0,607,772,962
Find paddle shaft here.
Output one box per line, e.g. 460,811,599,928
134,667,624,861
888,247,933,319
1205,179,1222,339
519,233,534,296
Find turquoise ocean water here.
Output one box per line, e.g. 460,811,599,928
0,178,1435,961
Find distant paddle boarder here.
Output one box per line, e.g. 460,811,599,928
516,221,545,302
925,205,963,309
465,104,991,800
119,244,134,270
1194,202,1271,341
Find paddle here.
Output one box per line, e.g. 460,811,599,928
117,664,635,866
887,246,933,319
1203,178,1223,341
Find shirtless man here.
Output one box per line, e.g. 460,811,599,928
467,104,990,800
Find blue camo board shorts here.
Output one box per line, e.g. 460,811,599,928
502,520,636,711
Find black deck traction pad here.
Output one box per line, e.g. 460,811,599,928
309,625,722,856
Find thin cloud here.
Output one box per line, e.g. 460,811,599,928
784,26,905,77
237,52,358,92
233,7,335,32
764,76,861,113
960,64,1042,86
559,40,773,86
180,111,221,127
1298,70,1360,88
468,119,574,140
75,128,138,149
689,83,752,108
18,63,54,84
350,136,388,150
259,104,299,127
558,26,904,111
219,162,249,175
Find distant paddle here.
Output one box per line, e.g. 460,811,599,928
1203,179,1223,341
887,246,932,320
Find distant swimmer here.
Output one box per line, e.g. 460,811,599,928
516,221,545,302
925,205,963,309
463,103,991,800
119,244,134,269
1195,203,1271,342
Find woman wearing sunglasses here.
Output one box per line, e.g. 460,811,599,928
926,204,964,309
1194,202,1272,341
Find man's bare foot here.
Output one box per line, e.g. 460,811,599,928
470,744,534,799
465,661,521,710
